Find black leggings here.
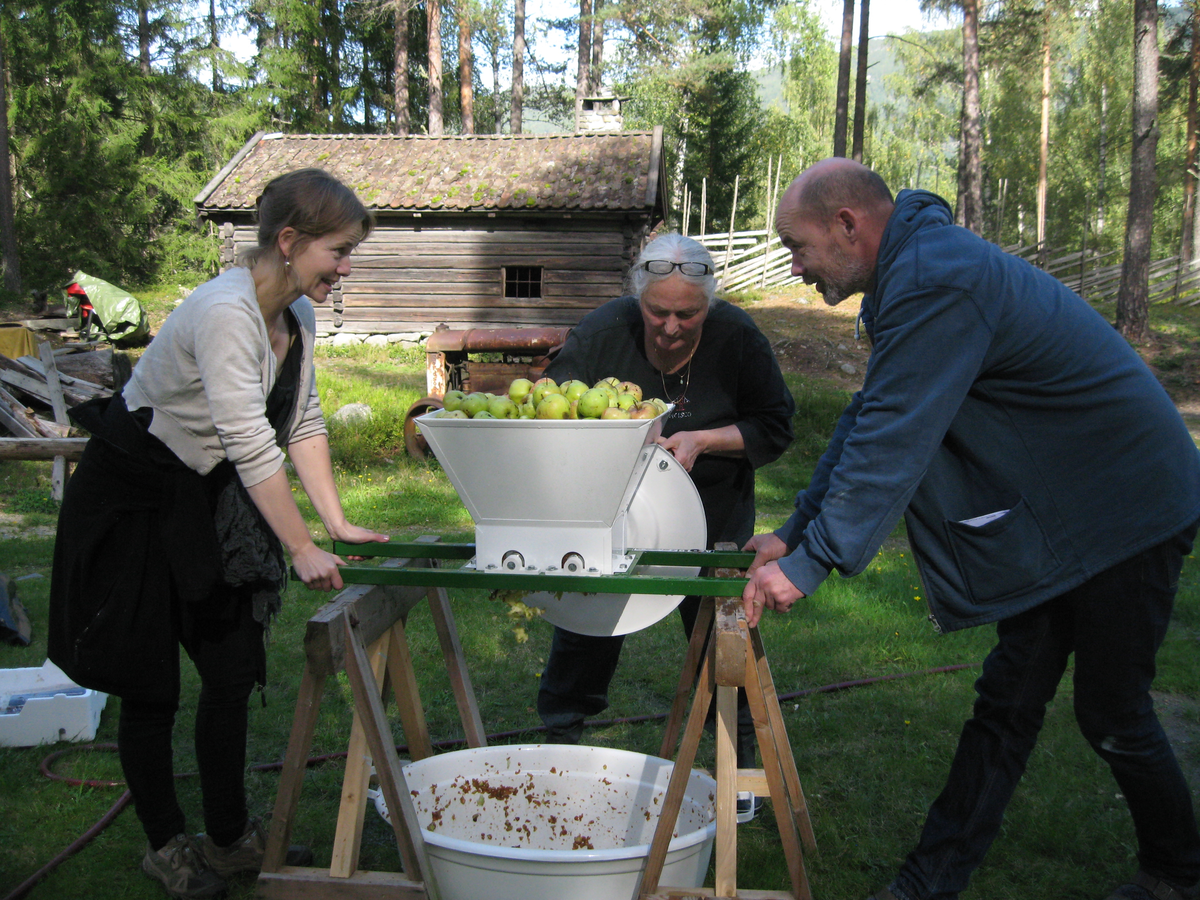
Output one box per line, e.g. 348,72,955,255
118,597,264,850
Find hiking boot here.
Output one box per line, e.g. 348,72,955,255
197,817,313,878
141,833,226,899
1106,871,1200,900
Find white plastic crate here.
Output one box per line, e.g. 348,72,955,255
0,659,108,747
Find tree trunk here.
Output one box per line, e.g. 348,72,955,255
209,0,221,91
395,2,411,134
589,0,604,95
0,32,21,296
575,0,592,129
851,0,869,161
428,0,444,136
1098,81,1108,236
956,0,983,234
834,0,854,157
492,40,503,133
1037,7,1051,267
459,3,474,133
1116,0,1160,343
1182,0,1199,267
138,0,152,75
511,0,524,133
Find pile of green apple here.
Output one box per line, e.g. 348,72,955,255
436,377,669,420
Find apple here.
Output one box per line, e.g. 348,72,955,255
617,381,643,402
508,378,534,404
488,395,520,419
472,410,497,419
600,406,631,419
567,398,580,419
460,392,490,417
535,393,571,419
596,376,621,390
577,387,610,419
440,409,469,418
442,389,466,411
531,378,563,407
649,398,670,414
630,401,658,419
562,379,590,402
519,397,537,418
616,392,638,411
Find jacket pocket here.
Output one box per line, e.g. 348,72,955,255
944,498,1061,604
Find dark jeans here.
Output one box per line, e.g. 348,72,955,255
538,595,758,767
893,530,1200,900
118,596,263,851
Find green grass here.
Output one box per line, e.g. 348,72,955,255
1,319,1199,900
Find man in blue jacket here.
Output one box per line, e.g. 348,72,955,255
742,157,1200,900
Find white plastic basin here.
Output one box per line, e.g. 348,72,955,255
392,744,716,900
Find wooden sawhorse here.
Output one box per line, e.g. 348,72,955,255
257,539,484,899
642,563,817,900
257,539,816,900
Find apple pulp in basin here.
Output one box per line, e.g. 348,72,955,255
378,744,717,900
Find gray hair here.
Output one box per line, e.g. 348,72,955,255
627,233,719,306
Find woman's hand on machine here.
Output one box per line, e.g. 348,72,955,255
328,522,391,562
291,542,348,592
656,431,705,471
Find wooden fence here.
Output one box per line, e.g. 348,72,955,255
696,228,1200,305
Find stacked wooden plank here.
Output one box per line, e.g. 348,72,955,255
0,346,108,497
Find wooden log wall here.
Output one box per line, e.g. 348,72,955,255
226,217,644,333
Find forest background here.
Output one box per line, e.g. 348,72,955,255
0,0,1197,338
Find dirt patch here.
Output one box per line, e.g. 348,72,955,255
743,288,869,392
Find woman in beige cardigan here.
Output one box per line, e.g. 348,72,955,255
49,169,386,899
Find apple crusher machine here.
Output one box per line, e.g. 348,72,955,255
258,410,818,900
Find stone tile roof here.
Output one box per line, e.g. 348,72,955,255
196,131,664,214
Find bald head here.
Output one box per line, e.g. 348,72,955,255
774,159,896,306
783,158,894,224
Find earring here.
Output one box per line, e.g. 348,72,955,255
284,257,291,269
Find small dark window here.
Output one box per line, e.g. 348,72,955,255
504,266,543,299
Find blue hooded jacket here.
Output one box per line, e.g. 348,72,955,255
776,189,1200,631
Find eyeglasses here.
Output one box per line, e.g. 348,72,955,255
642,260,712,276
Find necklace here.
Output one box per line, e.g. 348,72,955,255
660,355,693,405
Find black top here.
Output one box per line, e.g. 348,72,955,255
545,296,795,545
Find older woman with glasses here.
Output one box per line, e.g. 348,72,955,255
536,233,795,796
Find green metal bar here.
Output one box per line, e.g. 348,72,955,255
333,542,754,570
333,541,477,560
331,565,749,597
633,549,755,569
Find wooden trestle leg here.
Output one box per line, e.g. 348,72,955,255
257,542,485,900
643,546,815,900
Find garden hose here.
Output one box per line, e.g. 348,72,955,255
3,663,974,900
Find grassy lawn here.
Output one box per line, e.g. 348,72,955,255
1,295,1199,899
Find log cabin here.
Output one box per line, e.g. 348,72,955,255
195,129,668,336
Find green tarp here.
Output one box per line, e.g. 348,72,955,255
64,271,150,345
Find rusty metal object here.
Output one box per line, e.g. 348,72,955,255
425,351,449,398
404,396,444,459
425,327,571,354
409,326,574,456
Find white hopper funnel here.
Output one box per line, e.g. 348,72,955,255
415,413,669,573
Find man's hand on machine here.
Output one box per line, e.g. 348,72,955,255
741,532,805,627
